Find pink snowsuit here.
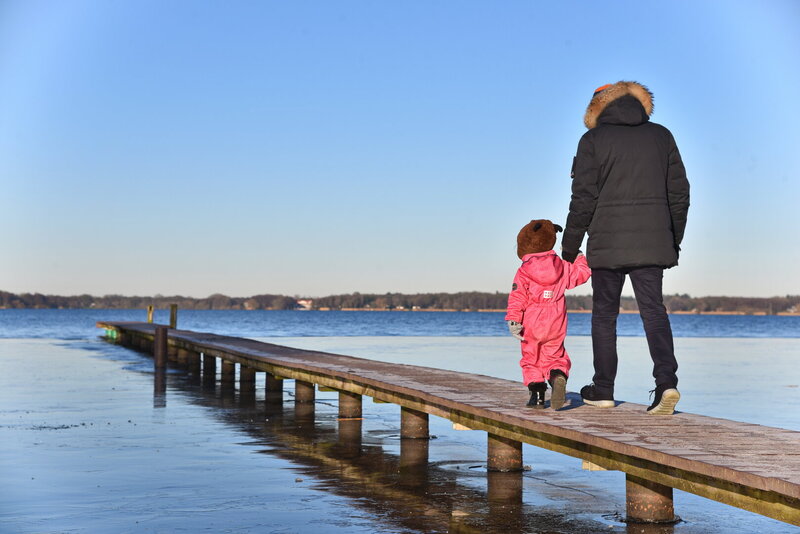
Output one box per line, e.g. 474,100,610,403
505,251,591,386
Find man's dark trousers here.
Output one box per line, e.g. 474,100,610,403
590,267,678,397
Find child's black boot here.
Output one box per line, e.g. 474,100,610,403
548,369,567,410
526,382,547,409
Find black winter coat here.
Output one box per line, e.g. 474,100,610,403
562,85,690,270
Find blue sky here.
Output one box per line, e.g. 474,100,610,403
1,1,798,298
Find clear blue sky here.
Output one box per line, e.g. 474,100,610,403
2,1,799,298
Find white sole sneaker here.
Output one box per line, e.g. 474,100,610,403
647,388,680,415
583,398,615,408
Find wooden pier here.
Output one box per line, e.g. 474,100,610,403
97,320,800,526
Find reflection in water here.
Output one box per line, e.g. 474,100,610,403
626,522,676,534
153,368,167,408
149,365,634,534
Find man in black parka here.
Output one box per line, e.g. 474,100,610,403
562,81,690,415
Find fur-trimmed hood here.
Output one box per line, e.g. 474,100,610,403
584,81,654,129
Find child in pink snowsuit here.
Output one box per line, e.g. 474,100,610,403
506,219,591,409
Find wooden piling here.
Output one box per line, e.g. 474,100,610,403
176,348,191,365
186,350,201,374
338,390,362,419
153,326,168,368
400,407,429,439
295,380,315,403
626,474,676,523
169,304,178,329
203,353,216,378
221,360,235,387
487,433,523,472
240,366,256,393
265,373,283,403
147,305,154,323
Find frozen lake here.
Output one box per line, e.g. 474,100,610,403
1,333,798,533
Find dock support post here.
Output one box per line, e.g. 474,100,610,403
203,354,216,379
169,304,178,329
265,373,283,403
187,351,201,374
626,474,676,523
240,365,256,393
176,348,190,365
487,433,523,472
153,326,168,368
400,407,429,439
221,360,235,387
147,305,154,323
295,381,315,403
338,390,362,419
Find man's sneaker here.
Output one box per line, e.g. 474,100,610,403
548,369,567,410
580,384,615,408
647,385,680,415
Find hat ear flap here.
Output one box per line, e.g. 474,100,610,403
554,224,563,233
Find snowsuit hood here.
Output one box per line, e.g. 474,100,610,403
519,251,564,286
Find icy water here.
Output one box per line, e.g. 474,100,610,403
1,310,799,533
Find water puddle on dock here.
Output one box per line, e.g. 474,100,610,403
1,338,796,533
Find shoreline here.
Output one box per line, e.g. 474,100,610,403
1,307,797,316
319,308,800,316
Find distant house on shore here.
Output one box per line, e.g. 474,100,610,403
296,299,313,310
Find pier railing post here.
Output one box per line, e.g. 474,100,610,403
147,305,154,323
626,474,676,523
153,326,168,368
169,304,178,329
487,433,523,472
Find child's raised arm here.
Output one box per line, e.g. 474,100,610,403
564,254,592,289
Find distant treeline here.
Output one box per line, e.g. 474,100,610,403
1,290,798,314
0,291,296,311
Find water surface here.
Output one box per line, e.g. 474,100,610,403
1,310,798,533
